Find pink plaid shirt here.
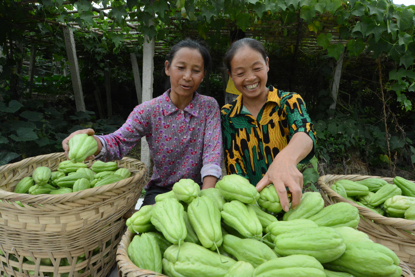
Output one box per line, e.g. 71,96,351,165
97,90,223,189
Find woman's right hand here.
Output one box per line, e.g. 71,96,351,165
62,128,101,160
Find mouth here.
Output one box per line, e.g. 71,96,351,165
180,84,192,90
245,82,259,91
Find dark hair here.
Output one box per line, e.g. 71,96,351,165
165,38,212,72
223,38,267,73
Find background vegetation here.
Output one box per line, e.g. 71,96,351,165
1,0,415,184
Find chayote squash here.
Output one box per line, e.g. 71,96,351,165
266,219,318,238
405,204,415,220
150,198,187,245
94,171,115,180
51,171,65,181
128,234,162,273
173,179,200,204
358,191,375,206
126,205,154,234
183,211,200,244
91,160,118,173
258,185,283,213
356,178,388,192
199,188,225,210
73,178,91,192
308,202,360,229
163,242,236,277
221,200,262,239
324,269,354,277
334,180,369,197
146,232,172,255
54,171,90,188
14,177,34,194
368,184,402,207
273,226,346,263
248,203,277,231
93,174,123,187
155,190,175,202
57,160,87,174
49,188,73,194
187,196,222,250
76,168,95,181
384,195,415,217
254,255,325,277
222,234,277,268
393,176,415,197
32,166,51,185
28,184,52,195
224,261,254,277
331,183,348,199
216,174,259,204
114,168,131,179
68,133,98,163
282,192,324,221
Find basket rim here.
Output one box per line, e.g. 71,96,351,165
318,174,415,230
0,152,146,204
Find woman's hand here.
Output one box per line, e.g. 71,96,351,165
255,132,314,212
62,128,101,160
256,155,303,212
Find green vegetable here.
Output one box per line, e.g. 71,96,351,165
32,166,51,185
324,269,354,277
222,234,277,268
54,171,90,188
221,200,262,239
76,168,96,181
49,188,73,194
68,133,98,163
273,227,346,263
126,205,154,233
173,179,200,204
146,232,172,255
155,190,175,202
187,196,222,250
254,255,325,277
93,174,123,187
183,210,200,244
393,176,415,197
91,160,118,173
14,177,34,193
94,171,115,180
248,203,277,231
150,198,187,245
331,183,348,199
224,261,254,277
356,178,388,192
282,192,324,221
114,168,131,179
308,202,360,229
216,174,259,204
368,184,402,207
51,171,65,181
28,184,52,195
266,219,318,238
73,178,91,192
334,180,369,197
128,234,162,273
258,185,283,213
384,195,415,217
199,188,225,210
163,242,236,277
405,204,415,220
57,160,87,174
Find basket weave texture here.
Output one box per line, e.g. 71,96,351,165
116,228,414,277
319,174,415,274
0,152,147,277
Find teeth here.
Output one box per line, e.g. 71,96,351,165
246,83,258,89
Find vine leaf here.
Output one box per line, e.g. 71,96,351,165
327,43,344,60
398,32,413,51
317,33,332,49
9,128,38,142
400,52,414,69
236,13,251,31
300,6,316,23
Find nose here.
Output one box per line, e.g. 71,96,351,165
245,70,256,81
183,70,191,81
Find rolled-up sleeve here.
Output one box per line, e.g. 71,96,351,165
283,93,317,163
201,99,223,180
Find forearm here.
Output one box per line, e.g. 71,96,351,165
202,175,217,189
277,132,313,164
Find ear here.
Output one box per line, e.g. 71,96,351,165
164,60,170,76
203,70,207,79
227,69,232,80
266,57,270,72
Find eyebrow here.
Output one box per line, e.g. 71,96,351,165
175,61,202,69
233,61,263,71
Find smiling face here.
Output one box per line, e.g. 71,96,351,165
229,45,269,101
165,47,206,108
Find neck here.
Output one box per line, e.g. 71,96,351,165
170,91,194,110
243,88,269,112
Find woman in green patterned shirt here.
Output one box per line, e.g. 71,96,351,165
221,38,316,212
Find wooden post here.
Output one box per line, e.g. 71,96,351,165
63,27,86,112
105,70,112,118
28,46,36,96
141,22,155,170
130,53,142,104
329,49,345,110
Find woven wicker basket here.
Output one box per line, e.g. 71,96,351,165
116,229,414,277
319,174,415,273
0,152,147,277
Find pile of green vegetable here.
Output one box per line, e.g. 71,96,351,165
12,134,131,196
331,177,415,220
126,174,402,277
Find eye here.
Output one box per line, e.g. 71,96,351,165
254,67,262,71
236,72,244,77
193,69,201,73
177,66,185,70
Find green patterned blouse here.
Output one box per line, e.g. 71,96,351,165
221,86,317,186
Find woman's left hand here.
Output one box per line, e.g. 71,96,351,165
256,155,303,212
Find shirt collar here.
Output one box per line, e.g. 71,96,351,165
229,86,280,118
162,89,200,117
